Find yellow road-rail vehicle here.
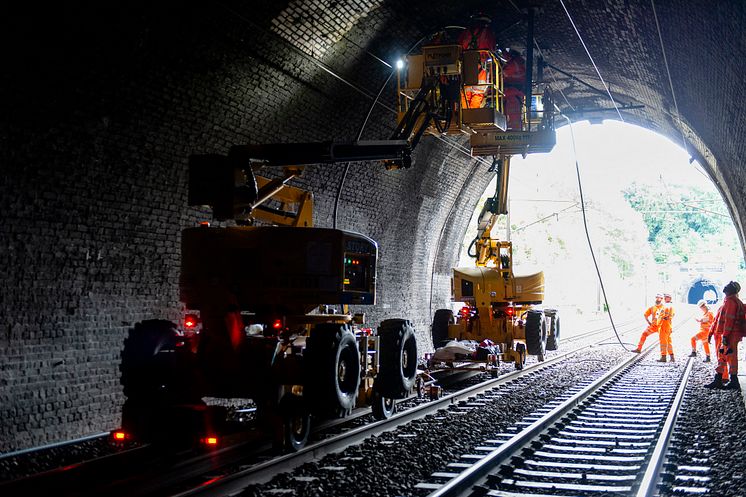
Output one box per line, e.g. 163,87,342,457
116,142,419,452
386,17,560,372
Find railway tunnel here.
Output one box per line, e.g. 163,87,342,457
3,0,746,490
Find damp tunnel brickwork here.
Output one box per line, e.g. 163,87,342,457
3,0,746,450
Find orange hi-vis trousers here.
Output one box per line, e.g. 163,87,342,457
637,325,659,350
715,334,741,380
659,328,673,356
691,330,711,356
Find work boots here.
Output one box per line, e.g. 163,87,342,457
657,356,667,362
704,373,725,389
689,350,697,357
704,356,711,363
669,354,675,362
724,375,741,390
632,348,641,353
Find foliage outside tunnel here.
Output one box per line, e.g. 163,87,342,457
458,121,746,320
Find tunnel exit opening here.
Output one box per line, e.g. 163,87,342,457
456,120,745,320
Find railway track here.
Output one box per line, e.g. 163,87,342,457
0,315,677,497
415,348,693,496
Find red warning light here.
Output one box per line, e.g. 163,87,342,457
112,430,127,441
505,306,515,316
272,319,283,330
460,306,471,319
184,314,199,329
203,436,219,446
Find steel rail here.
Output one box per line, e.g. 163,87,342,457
635,356,694,496
174,331,652,496
427,345,656,497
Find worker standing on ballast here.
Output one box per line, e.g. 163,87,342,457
705,281,744,389
690,300,713,362
658,293,675,362
633,293,664,353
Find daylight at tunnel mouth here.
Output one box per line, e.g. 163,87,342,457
3,2,746,497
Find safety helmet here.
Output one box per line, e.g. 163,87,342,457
724,281,741,295
469,12,492,24
697,299,708,307
655,293,663,299
663,293,671,298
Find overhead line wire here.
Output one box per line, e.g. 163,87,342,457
558,0,624,122
504,0,575,111
650,0,690,158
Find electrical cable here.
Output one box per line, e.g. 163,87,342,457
562,113,631,351
512,202,580,232
650,0,690,159
504,0,576,114
333,28,493,228
558,0,624,122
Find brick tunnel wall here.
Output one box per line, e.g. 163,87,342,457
1,3,491,451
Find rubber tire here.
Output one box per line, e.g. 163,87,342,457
515,342,526,370
278,395,311,452
524,310,546,357
376,319,418,399
546,313,560,351
306,324,361,417
371,391,396,420
431,309,454,348
120,320,197,403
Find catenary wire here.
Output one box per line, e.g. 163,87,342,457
650,0,690,158
558,0,624,122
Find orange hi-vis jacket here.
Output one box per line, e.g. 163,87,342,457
644,304,663,330
659,303,674,333
698,310,714,333
711,294,745,338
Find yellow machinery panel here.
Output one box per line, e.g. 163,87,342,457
470,128,556,156
453,266,545,304
422,44,461,75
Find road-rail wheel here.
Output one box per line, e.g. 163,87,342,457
306,323,361,417
376,319,418,399
546,310,560,351
431,309,454,349
371,391,397,420
524,310,547,360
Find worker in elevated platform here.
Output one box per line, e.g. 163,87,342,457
458,14,495,111
658,293,675,362
502,48,526,130
633,293,663,353
706,281,744,389
690,300,713,362
457,13,496,51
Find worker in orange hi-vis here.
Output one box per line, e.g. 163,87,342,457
461,66,488,109
658,293,675,362
633,293,664,353
706,281,745,389
690,300,714,362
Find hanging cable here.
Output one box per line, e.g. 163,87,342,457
650,0,690,159
333,64,399,229
562,113,631,351
558,0,624,122
333,28,494,229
